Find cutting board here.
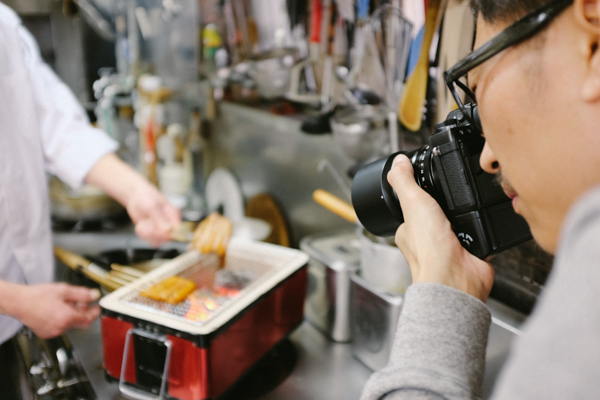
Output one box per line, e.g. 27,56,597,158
245,193,290,247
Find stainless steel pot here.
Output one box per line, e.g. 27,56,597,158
357,228,411,295
49,176,124,222
250,48,297,99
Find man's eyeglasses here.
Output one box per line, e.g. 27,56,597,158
443,0,574,130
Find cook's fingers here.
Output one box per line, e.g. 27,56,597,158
62,285,101,304
135,220,162,247
162,201,182,226
69,304,101,329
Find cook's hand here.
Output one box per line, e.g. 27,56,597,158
126,181,181,247
85,153,181,247
388,155,495,302
11,283,100,338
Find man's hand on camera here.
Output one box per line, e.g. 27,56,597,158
387,155,495,302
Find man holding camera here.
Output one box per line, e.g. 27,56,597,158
361,0,600,398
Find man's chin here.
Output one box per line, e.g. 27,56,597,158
529,225,557,255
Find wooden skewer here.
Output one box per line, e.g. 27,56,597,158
53,247,122,292
111,264,146,278
105,273,131,286
108,270,138,283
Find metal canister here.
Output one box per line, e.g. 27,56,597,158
300,228,360,342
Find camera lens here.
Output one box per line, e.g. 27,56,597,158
351,146,440,237
411,145,440,198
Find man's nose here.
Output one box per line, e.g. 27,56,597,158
479,140,500,174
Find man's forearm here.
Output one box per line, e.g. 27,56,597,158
361,283,491,400
84,153,149,208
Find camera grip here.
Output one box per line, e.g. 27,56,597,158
432,142,475,212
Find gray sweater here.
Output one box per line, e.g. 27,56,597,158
361,186,600,399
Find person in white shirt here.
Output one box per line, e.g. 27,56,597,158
0,2,181,347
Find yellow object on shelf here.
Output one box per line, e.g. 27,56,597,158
398,0,443,132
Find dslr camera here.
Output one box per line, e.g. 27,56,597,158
351,105,532,259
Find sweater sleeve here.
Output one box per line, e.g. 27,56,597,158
361,283,491,400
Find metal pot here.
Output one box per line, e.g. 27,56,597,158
250,48,297,99
330,104,389,162
49,176,125,222
357,228,412,295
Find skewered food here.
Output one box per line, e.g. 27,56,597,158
191,212,233,257
140,275,196,304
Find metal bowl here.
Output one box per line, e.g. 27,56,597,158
330,105,389,162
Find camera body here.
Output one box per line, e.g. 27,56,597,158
351,106,532,259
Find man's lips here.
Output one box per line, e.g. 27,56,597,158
503,187,517,200
503,187,518,210
495,173,519,210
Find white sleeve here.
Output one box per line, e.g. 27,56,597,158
16,22,118,189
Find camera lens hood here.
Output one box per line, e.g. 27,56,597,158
351,153,404,237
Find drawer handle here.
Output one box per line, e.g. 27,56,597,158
119,328,173,400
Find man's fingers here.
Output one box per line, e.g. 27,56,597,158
386,155,428,215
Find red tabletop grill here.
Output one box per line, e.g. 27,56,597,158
99,238,308,400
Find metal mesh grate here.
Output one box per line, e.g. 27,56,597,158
118,251,276,326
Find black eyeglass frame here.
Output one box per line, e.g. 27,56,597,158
443,0,574,128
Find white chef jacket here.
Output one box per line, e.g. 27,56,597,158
0,3,118,344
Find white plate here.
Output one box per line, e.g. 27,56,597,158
233,217,272,241
205,168,245,223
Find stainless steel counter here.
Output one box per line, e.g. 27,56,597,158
54,231,526,400
65,304,523,400
66,318,374,400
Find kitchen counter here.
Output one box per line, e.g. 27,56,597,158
66,318,373,400
54,230,526,400
66,306,522,400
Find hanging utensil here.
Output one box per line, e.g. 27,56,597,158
398,0,442,132
369,4,412,151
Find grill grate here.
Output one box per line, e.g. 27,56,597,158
118,251,275,326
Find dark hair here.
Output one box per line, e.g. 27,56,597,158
470,0,554,23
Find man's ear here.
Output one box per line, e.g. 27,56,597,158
575,0,600,100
